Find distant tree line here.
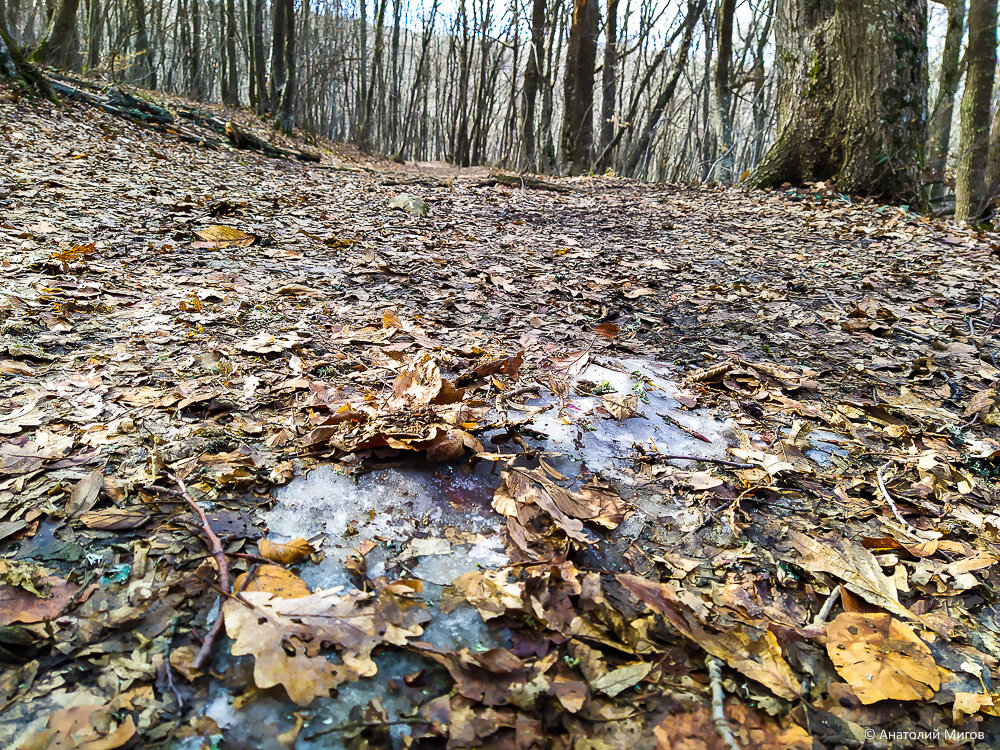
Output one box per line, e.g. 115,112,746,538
4,0,1000,221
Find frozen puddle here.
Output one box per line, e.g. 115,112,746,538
189,356,737,748
518,357,733,482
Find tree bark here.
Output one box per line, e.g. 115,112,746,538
32,0,81,68
278,0,296,132
1,13,53,94
521,0,546,170
221,0,239,105
596,0,618,172
926,0,966,200
747,0,928,200
955,0,997,221
560,0,599,174
712,0,736,183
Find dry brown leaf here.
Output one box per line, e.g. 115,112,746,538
789,530,919,623
617,574,800,700
192,224,257,248
826,612,938,704
223,584,428,705
19,703,136,750
258,537,316,565
65,468,103,517
601,393,638,420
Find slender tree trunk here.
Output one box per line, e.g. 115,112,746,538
622,0,704,176
130,0,153,85
561,0,600,174
712,0,736,182
189,0,203,98
270,0,288,111
596,0,618,172
521,0,546,170
278,0,296,131
955,0,998,221
748,0,928,199
221,0,238,105
926,0,966,201
85,0,101,69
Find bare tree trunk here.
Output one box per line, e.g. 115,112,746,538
596,0,618,172
956,0,997,221
270,0,288,111
278,0,296,132
221,0,239,105
926,0,966,201
521,0,546,170
32,0,81,68
130,0,154,85
711,0,736,182
189,0,203,98
748,0,928,199
85,0,101,69
561,0,599,174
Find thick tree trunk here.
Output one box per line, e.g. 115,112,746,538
1,13,52,94
712,0,736,183
33,0,81,68
955,0,997,221
747,0,928,199
560,0,599,174
926,0,965,201
521,0,546,170
596,0,618,172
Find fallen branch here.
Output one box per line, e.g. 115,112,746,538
475,171,577,194
707,656,740,750
176,107,320,162
169,472,231,670
625,453,754,469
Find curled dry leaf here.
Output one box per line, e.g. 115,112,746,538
258,537,316,565
825,612,939,704
222,571,428,705
20,703,136,750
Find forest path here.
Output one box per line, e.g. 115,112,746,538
5,86,1000,748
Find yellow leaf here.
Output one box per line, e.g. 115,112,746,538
826,612,939,704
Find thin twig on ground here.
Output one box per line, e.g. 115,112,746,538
624,453,754,469
812,585,842,626
707,656,740,750
875,463,919,538
169,472,231,670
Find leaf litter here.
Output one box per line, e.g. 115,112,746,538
5,84,1000,748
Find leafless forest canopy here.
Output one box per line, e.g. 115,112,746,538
0,0,971,195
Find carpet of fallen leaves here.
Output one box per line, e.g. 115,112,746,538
5,81,1000,750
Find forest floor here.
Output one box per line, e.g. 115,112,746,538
5,81,1000,750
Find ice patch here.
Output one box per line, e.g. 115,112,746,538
519,357,733,481
264,463,506,594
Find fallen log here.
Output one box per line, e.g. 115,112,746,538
475,171,577,194
177,107,320,162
